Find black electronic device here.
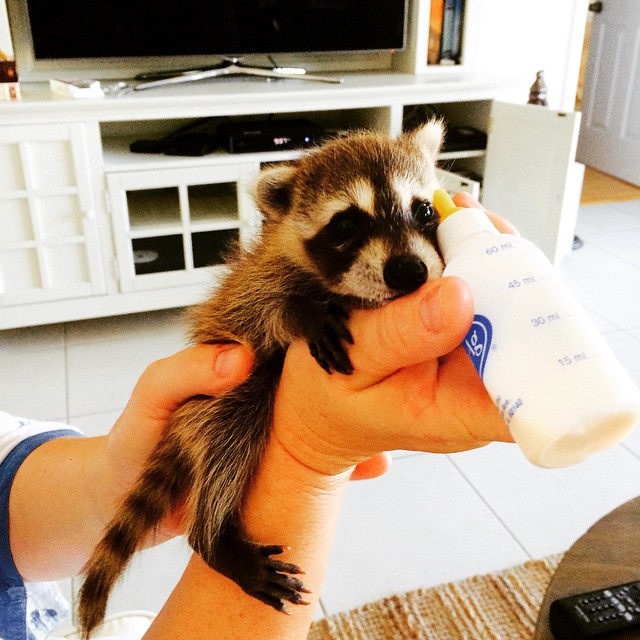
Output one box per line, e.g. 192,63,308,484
7,0,408,82
549,580,640,639
217,119,326,154
130,133,219,156
130,119,219,157
441,126,487,153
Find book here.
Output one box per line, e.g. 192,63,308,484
439,0,464,64
428,0,445,65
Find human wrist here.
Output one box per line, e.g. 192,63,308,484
242,429,353,540
273,430,355,492
271,384,375,479
189,422,350,638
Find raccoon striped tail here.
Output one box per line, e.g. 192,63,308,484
186,356,284,566
78,439,192,638
77,519,140,638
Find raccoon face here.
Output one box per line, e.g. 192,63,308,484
255,120,446,305
304,184,443,304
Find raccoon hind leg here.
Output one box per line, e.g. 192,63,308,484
187,355,310,612
204,517,310,612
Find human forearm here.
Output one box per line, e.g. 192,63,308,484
9,434,116,580
145,433,351,639
8,345,255,583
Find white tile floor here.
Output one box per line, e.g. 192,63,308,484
1,199,640,623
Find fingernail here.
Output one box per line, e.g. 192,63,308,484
214,345,244,378
418,281,446,332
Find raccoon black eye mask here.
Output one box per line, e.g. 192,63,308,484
78,120,445,637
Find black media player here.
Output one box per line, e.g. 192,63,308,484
218,119,325,153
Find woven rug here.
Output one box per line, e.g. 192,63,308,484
308,555,563,640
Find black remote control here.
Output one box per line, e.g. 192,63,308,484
549,580,640,639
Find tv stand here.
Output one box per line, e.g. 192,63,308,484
132,58,343,91
0,72,584,330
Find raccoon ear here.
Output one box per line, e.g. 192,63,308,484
406,118,445,158
254,164,298,222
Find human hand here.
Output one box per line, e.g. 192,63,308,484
273,195,515,478
98,343,387,543
9,343,257,581
452,191,520,235
153,279,505,638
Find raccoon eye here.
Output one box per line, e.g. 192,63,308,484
327,210,362,244
413,201,436,226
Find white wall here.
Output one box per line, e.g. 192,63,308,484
469,0,588,111
0,0,12,58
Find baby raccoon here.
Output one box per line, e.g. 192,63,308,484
78,120,445,637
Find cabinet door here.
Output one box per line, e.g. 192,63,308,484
108,163,261,292
482,102,584,264
0,123,106,305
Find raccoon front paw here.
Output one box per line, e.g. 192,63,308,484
307,303,354,375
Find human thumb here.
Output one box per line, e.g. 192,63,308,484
342,276,474,390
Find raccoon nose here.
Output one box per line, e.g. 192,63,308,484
383,255,428,293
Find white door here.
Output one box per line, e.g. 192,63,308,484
577,0,640,186
0,123,107,305
482,102,583,265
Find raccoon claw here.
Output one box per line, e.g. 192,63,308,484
307,304,354,375
328,305,354,345
309,340,353,375
202,523,310,613
247,543,311,612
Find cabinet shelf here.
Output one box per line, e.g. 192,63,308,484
129,219,241,240
189,183,238,223
126,188,180,230
130,228,239,276
103,137,307,174
438,149,486,161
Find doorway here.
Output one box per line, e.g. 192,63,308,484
576,0,640,189
576,8,640,205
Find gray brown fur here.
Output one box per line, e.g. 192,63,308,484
78,121,445,637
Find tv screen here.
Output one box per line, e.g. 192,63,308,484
8,0,407,80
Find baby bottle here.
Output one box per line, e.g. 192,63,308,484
434,189,640,467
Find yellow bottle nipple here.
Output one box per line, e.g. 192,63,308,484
433,189,464,221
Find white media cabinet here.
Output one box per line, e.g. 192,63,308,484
0,73,584,330
0,0,590,330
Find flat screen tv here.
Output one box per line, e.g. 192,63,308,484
7,0,408,82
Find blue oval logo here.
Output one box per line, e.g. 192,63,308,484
463,314,493,379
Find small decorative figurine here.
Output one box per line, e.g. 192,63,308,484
528,70,548,106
